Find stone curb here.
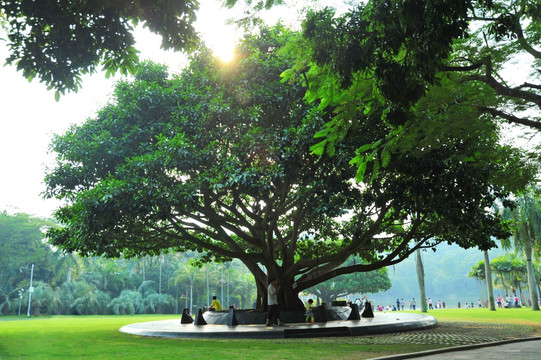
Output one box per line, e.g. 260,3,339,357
368,336,541,360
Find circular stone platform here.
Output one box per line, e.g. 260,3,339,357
119,312,437,339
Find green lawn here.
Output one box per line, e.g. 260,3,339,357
1,309,539,359
426,307,541,329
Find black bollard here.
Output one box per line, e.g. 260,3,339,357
227,307,239,326
347,303,361,320
180,308,194,324
194,308,207,325
314,305,327,323
361,302,374,318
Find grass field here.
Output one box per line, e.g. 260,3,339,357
1,308,540,359
427,308,541,329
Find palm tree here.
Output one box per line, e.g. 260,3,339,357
80,257,131,297
501,193,541,310
491,255,515,297
29,281,55,316
59,280,96,315
235,271,256,308
170,263,205,313
144,293,175,313
469,256,496,310
53,251,80,284
109,290,143,314
468,260,486,282
127,256,147,283
0,270,17,315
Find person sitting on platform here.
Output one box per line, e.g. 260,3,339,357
210,296,223,311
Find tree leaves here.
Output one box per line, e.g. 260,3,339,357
1,0,199,94
44,22,535,310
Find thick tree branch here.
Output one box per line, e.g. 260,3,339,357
465,73,541,108
445,56,541,110
513,17,541,59
297,234,436,291
475,105,541,129
515,83,541,91
294,216,427,289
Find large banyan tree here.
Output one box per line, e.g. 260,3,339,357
45,26,533,310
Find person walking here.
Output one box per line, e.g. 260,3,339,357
266,278,285,326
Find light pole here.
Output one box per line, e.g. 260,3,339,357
18,289,24,317
26,264,34,317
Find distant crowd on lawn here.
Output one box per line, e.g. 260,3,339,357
369,297,445,311
368,294,541,311
494,294,541,308
373,297,486,311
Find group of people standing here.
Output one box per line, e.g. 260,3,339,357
426,298,446,309
496,295,520,308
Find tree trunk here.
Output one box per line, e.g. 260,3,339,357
279,278,304,311
517,281,526,306
415,248,427,312
255,284,264,311
66,267,72,284
256,274,305,312
483,250,496,311
242,261,267,310
524,240,540,310
499,274,508,296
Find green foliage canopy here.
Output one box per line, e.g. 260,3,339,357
45,26,532,310
0,212,55,283
290,0,540,177
0,0,199,96
307,256,391,304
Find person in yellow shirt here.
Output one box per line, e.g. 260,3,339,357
210,296,223,311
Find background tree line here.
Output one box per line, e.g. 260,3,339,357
0,211,391,316
468,191,541,310
0,211,258,315
470,252,541,306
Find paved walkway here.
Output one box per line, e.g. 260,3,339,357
371,337,541,360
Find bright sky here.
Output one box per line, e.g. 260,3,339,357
0,1,234,218
0,0,323,219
